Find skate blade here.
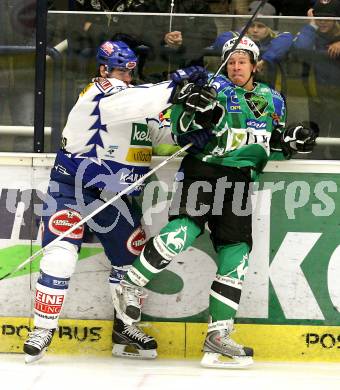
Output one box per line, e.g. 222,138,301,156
112,344,157,360
201,352,253,369
25,352,44,364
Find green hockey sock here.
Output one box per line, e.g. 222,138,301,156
126,217,201,287
209,242,249,322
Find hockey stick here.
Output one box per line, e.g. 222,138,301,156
0,143,191,281
46,39,68,62
168,0,175,33
208,0,268,86
167,0,176,76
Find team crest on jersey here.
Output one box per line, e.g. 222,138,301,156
244,92,268,119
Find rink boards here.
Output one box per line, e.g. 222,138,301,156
1,154,340,361
2,317,340,362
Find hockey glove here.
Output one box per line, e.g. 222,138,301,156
281,122,317,157
184,85,217,114
172,128,213,154
170,66,209,87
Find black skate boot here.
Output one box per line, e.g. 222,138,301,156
23,327,55,363
201,320,253,368
112,317,157,359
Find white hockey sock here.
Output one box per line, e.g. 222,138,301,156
34,272,70,329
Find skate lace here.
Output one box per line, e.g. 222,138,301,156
26,328,53,349
220,329,243,349
122,325,153,342
121,280,146,308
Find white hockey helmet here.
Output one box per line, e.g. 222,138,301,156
222,36,260,64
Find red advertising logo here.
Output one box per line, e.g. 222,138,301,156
127,226,147,255
35,290,64,314
48,209,84,239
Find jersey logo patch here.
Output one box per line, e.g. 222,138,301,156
130,123,152,146
225,90,241,113
246,119,267,130
105,144,119,158
125,147,152,163
244,92,268,118
97,78,113,91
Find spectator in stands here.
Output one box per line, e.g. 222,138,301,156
58,1,217,85
65,0,217,75
138,0,217,81
293,0,340,137
64,0,149,76
212,1,293,90
48,1,153,124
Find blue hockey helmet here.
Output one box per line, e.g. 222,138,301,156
96,40,138,71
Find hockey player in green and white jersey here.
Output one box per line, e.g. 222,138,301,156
111,37,317,368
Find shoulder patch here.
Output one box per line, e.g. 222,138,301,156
93,77,114,93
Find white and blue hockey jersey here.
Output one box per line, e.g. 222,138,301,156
51,77,175,195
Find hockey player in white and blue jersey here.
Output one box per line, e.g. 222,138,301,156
23,40,209,363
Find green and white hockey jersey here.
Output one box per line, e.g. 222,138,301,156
171,74,287,173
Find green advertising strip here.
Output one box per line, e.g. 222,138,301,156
0,246,103,279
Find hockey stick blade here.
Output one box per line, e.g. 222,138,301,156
0,143,192,281
208,0,269,86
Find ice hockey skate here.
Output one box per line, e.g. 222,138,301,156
201,320,253,369
23,327,55,363
111,280,146,325
112,317,157,359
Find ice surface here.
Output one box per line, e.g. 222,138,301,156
1,354,340,390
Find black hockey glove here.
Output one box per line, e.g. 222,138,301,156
281,122,317,157
184,85,217,114
170,66,209,87
172,128,213,154
172,82,195,105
